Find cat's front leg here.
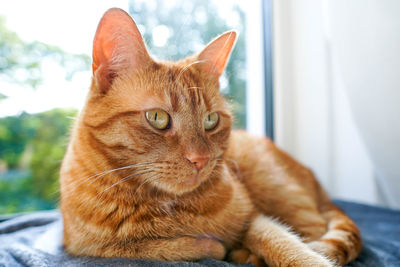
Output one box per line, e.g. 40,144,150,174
100,235,226,261
243,214,335,267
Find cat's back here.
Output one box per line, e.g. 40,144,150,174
226,130,276,168
226,129,315,183
226,130,322,217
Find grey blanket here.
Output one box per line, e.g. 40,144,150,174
0,200,399,267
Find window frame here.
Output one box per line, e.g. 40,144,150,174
245,0,274,139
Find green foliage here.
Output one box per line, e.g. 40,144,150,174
0,16,90,91
129,0,246,128
0,16,85,213
28,109,77,201
0,113,37,168
0,108,77,212
0,1,247,214
0,175,54,214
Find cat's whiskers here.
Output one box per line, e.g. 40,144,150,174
70,161,156,185
131,174,165,200
59,161,165,195
175,60,207,83
95,170,159,204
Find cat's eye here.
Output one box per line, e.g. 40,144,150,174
145,109,170,130
204,112,219,131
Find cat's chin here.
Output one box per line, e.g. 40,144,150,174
172,178,203,195
153,172,209,195
177,173,202,191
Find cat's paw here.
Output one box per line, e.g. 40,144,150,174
194,235,226,260
288,251,335,267
228,248,267,267
308,240,341,265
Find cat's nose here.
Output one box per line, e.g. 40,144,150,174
185,152,210,171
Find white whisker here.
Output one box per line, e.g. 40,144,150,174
58,161,165,195
96,170,158,203
135,174,163,196
175,60,207,83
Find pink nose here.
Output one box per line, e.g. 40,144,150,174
185,152,210,171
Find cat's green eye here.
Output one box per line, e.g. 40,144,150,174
145,109,170,130
204,112,219,131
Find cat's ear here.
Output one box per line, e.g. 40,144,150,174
197,31,237,78
92,8,151,92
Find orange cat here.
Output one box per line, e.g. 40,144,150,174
60,8,361,267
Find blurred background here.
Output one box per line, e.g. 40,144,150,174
0,0,246,214
0,0,399,214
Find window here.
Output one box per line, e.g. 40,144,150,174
0,0,250,214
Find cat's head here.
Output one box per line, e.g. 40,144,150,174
80,8,237,195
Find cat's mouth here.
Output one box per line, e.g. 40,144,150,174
176,160,218,190
148,160,218,194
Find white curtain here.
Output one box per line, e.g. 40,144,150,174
329,0,400,208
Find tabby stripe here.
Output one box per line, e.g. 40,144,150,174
100,206,119,224
134,212,157,224
169,89,180,112
84,110,140,129
125,122,159,138
202,92,212,111
114,211,136,233
322,238,349,262
73,137,113,176
334,225,361,251
88,131,147,155
294,222,327,228
334,223,359,234
188,89,198,108
197,88,202,105
86,132,119,167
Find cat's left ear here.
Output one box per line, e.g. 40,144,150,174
197,31,237,78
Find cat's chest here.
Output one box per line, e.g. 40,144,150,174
192,177,253,246
146,175,253,246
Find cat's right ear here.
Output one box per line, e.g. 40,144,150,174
92,8,151,93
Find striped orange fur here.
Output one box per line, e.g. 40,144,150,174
60,8,361,266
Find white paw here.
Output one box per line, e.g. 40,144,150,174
293,253,335,267
289,249,336,267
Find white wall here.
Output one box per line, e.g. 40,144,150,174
272,0,380,206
